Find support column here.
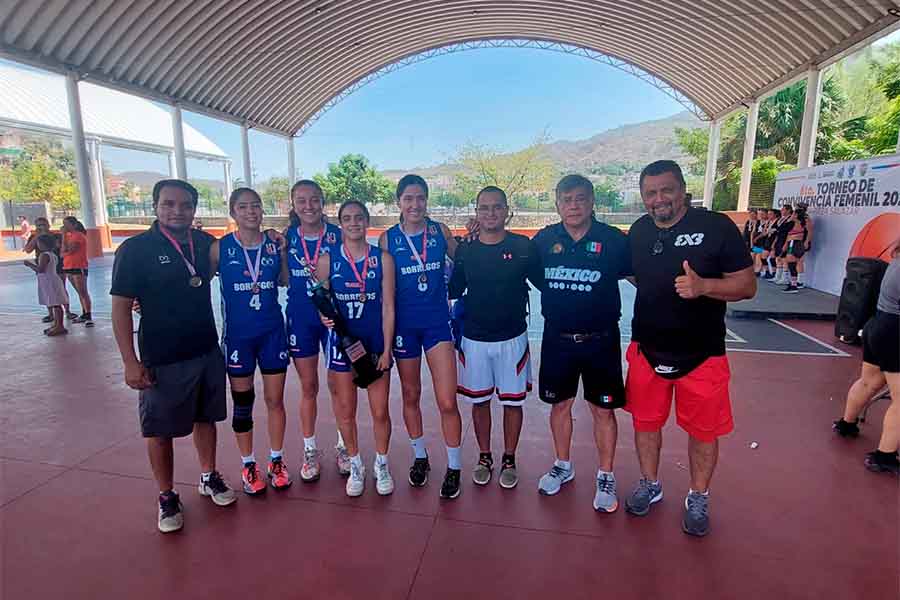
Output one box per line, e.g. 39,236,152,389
171,104,188,179
223,161,233,199
87,139,111,249
65,71,103,258
168,151,178,178
895,126,900,154
240,123,252,187
797,68,823,169
737,100,759,212
287,136,296,183
702,119,721,209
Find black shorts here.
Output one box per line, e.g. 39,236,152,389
539,327,625,409
862,311,899,374
786,239,805,259
62,268,88,276
139,348,227,437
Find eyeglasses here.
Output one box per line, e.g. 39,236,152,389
651,228,673,256
476,204,508,214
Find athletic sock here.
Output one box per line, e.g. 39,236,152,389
303,436,316,452
446,445,462,470
597,468,613,477
689,488,709,496
201,472,212,483
798,272,805,285
775,267,784,281
270,448,283,461
241,454,256,466
555,458,572,471
349,454,363,468
336,431,345,448
410,436,427,459
375,453,388,466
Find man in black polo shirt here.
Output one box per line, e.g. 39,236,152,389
449,186,543,489
624,160,755,537
532,174,631,513
111,180,236,534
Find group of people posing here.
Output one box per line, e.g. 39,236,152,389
743,203,812,293
110,160,758,537
23,215,95,335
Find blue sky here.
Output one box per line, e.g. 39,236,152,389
104,47,687,183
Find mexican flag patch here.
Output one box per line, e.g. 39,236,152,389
586,241,602,253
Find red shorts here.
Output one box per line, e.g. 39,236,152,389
624,342,734,442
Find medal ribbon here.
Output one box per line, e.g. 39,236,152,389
298,225,324,273
158,224,198,279
236,231,263,291
401,222,428,276
344,243,369,295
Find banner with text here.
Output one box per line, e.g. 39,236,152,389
774,155,900,296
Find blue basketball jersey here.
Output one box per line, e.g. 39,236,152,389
286,222,341,321
386,219,450,326
330,244,383,336
218,233,283,340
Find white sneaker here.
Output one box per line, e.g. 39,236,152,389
374,460,394,496
346,461,365,497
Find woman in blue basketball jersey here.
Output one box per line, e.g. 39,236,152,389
210,188,291,494
379,174,464,499
317,201,396,497
283,180,348,482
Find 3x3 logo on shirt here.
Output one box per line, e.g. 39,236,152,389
673,233,705,247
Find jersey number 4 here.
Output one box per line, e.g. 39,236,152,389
249,294,261,311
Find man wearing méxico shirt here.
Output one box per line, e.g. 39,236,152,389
624,160,756,536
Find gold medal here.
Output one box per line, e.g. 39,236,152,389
358,292,367,303
189,276,203,288
418,273,428,284
252,284,260,294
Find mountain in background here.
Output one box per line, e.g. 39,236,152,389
382,111,703,183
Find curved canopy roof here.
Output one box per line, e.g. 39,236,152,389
1,1,898,136
0,63,228,159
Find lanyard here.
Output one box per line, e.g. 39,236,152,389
344,243,369,293
299,225,324,272
235,231,263,290
401,222,428,272
158,225,197,278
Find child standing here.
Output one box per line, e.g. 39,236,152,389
25,234,69,336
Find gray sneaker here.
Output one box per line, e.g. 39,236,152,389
157,491,183,533
592,472,618,513
498,457,518,489
335,444,351,477
625,477,663,516
198,471,237,506
538,463,574,496
472,454,493,486
682,491,710,536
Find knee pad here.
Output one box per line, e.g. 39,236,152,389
231,388,255,433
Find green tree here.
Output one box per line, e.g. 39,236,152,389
673,127,709,176
189,180,224,213
593,180,623,211
313,154,394,205
260,176,290,213
450,133,556,204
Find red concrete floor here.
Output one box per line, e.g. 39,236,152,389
1,313,897,600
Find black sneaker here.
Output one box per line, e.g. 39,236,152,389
832,418,860,437
440,468,461,499
158,491,184,533
763,272,775,280
41,315,53,323
864,450,899,475
782,284,799,294
408,456,431,487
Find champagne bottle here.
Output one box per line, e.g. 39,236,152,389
310,280,382,388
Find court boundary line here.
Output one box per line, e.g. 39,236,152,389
767,318,851,357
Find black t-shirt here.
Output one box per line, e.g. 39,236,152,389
448,233,543,342
532,219,631,333
629,208,751,356
110,221,218,367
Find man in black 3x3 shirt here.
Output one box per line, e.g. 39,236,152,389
532,174,632,513
449,186,543,489
624,160,755,537
110,180,237,534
